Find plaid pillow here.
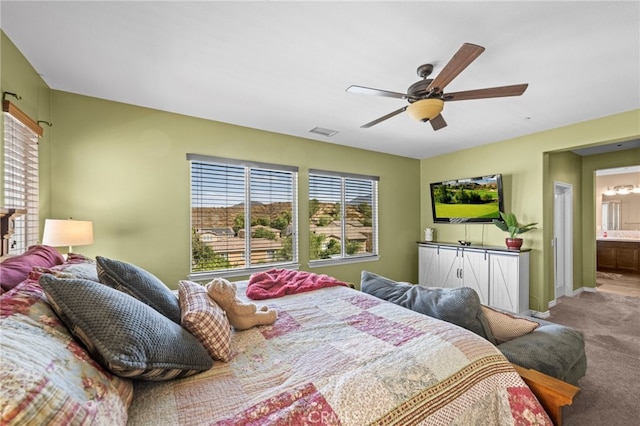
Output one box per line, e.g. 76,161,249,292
179,280,233,362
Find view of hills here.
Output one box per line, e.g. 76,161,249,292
192,202,292,229
192,200,371,230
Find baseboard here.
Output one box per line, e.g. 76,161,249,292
531,310,551,319
533,300,556,319
572,286,598,296
541,287,598,314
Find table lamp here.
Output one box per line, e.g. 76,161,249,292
42,218,94,253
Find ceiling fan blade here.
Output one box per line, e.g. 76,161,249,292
426,43,485,93
429,114,447,131
346,85,409,100
444,84,529,101
361,106,407,128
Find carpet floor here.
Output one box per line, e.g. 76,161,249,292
548,290,640,426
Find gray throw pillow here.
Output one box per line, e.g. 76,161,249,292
96,256,181,324
39,274,213,381
360,271,496,344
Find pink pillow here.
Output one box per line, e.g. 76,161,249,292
0,245,64,292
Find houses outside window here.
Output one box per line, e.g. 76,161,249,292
188,154,298,279
309,169,378,264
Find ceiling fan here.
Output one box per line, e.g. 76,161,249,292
346,43,528,131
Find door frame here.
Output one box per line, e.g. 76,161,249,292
553,181,574,299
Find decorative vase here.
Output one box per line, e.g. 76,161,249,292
505,238,523,250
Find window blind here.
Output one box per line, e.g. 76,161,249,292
3,112,40,253
189,154,298,278
309,170,378,262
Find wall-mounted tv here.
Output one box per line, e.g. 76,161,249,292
429,174,504,223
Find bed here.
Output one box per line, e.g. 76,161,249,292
127,279,551,425
0,245,553,425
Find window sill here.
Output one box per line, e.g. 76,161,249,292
308,255,379,268
188,263,300,282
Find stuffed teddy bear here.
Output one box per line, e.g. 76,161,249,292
206,278,277,331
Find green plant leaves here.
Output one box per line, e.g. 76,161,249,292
493,211,538,238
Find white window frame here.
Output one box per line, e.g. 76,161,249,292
308,169,379,267
187,154,299,280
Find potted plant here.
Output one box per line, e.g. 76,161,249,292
492,212,538,250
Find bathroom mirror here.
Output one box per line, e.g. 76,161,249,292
601,193,640,231
601,200,620,230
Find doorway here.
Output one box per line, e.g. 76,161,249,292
553,181,574,299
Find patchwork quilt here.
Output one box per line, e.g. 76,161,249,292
128,282,551,425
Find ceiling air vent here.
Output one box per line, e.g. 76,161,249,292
309,127,338,137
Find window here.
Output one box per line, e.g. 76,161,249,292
188,154,298,279
309,169,378,264
2,101,42,254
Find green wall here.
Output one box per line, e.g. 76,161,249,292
420,111,640,312
545,150,583,297
0,31,52,215
47,91,421,288
580,148,640,288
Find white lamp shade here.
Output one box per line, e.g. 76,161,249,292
42,219,94,248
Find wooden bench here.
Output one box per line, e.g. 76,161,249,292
513,363,581,426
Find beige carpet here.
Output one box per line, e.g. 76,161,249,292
548,291,640,426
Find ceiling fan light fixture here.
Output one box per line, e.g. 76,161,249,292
406,99,444,122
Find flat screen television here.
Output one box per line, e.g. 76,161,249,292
429,174,504,223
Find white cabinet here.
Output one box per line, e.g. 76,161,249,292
418,244,439,286
461,249,491,303
418,243,530,314
442,248,490,302
489,251,530,314
419,245,489,303
436,246,462,288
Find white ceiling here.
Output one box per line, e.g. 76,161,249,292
1,1,639,159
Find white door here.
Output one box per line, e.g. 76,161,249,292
438,247,461,288
418,245,438,286
553,182,574,299
461,249,490,304
489,254,520,313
